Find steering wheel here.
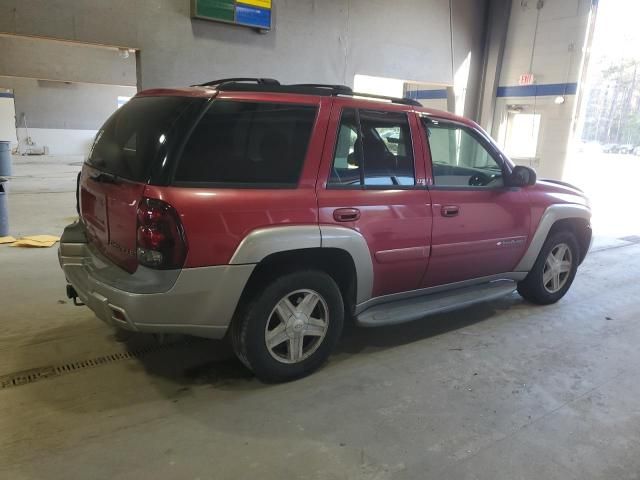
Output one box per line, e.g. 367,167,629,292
468,172,491,186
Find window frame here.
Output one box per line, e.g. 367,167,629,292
169,98,320,189
421,116,513,191
327,107,419,191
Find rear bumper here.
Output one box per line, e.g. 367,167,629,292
58,222,254,339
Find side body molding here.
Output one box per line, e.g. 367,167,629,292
229,225,322,264
514,204,591,272
320,225,374,304
228,224,375,305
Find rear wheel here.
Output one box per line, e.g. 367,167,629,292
517,230,580,305
231,270,344,383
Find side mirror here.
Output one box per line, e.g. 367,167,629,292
508,165,537,187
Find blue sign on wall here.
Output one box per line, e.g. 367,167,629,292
235,5,271,29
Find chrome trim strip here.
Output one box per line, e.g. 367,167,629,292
354,272,527,315
433,236,527,256
514,204,591,272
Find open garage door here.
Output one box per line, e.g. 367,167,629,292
0,34,138,157
566,0,640,240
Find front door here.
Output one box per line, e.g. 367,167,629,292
316,99,432,298
419,117,530,287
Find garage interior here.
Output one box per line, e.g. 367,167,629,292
1,0,640,478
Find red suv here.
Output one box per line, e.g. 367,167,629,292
59,78,592,382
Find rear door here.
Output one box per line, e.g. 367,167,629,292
80,95,204,272
419,116,530,287
316,98,432,298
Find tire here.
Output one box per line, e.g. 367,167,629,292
231,270,344,383
517,230,580,305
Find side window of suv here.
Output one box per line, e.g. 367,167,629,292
425,120,504,188
329,108,415,187
329,109,361,186
175,101,317,186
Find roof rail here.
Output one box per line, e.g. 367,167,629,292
192,77,280,87
290,84,353,95
291,84,420,106
349,91,422,107
190,78,422,106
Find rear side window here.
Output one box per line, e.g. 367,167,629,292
175,101,318,186
87,96,198,181
329,108,415,188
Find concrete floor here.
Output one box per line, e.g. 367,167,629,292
1,156,640,479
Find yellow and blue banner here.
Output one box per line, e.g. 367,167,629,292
191,0,272,30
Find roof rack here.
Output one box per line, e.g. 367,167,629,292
291,84,354,95
191,78,422,106
348,91,422,107
192,77,280,87
291,83,420,106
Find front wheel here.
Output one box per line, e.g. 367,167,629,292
517,230,580,305
231,270,344,383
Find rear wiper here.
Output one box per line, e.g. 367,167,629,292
89,172,120,184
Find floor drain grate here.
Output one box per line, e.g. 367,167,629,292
0,338,200,390
620,235,640,244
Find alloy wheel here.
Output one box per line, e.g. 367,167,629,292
542,243,573,293
264,289,330,364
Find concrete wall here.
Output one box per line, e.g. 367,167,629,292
476,0,511,133
451,0,487,119
0,76,136,155
0,76,136,130
0,35,136,86
405,82,451,111
406,0,488,121
15,127,98,155
490,0,592,179
0,35,137,154
0,0,491,156
0,0,487,98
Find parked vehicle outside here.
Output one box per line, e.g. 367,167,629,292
574,141,602,155
59,79,592,382
602,143,619,153
618,144,635,154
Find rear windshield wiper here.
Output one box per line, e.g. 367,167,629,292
89,172,120,184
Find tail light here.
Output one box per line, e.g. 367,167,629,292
136,198,188,269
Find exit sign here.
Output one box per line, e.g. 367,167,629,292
191,0,272,30
519,73,535,86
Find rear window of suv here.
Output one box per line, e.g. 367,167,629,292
87,96,200,182
174,100,317,187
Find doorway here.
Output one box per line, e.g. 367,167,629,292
503,106,542,169
0,89,17,144
0,34,138,156
566,0,640,239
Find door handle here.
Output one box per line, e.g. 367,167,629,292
333,208,361,222
441,205,460,217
